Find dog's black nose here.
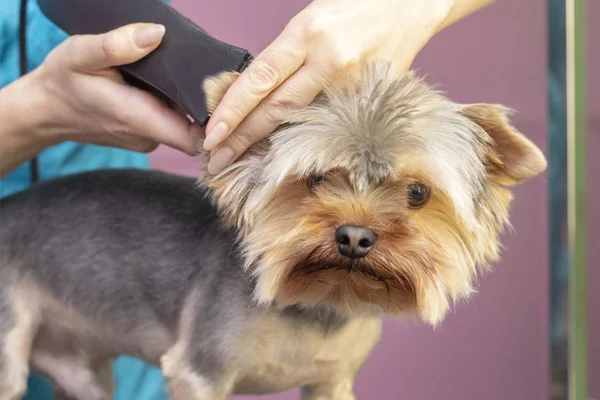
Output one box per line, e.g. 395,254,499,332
335,225,377,259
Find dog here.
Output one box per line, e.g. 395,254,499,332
0,61,547,400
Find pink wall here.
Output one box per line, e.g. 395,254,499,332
152,1,551,399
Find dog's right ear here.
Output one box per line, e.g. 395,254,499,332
202,71,241,115
199,71,268,232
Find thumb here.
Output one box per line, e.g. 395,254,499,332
67,23,166,72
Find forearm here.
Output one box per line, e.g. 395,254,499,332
441,0,495,31
0,71,59,178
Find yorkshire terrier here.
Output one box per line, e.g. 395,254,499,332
0,61,547,400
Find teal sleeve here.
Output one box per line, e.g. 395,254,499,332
112,357,168,400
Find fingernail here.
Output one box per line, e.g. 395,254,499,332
203,121,228,151
207,146,235,175
134,24,166,48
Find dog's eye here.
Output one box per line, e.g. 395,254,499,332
307,174,326,190
407,183,430,208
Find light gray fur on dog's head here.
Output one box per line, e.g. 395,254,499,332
198,61,546,325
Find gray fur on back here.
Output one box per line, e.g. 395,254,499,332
1,168,249,332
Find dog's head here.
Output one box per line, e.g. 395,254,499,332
198,61,546,326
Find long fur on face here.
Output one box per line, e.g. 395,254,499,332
198,61,547,326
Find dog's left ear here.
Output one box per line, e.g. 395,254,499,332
461,104,547,184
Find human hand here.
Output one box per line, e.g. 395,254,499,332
33,23,202,154
202,0,456,174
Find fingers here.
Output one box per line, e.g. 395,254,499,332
90,133,159,154
66,23,166,72
203,26,308,152
206,66,323,175
130,93,204,155
109,84,204,155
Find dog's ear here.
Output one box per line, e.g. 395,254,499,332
197,71,240,160
202,71,240,115
199,71,269,231
201,140,270,231
462,104,547,185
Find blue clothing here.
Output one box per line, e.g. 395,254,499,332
0,0,168,399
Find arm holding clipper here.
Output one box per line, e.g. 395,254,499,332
0,23,202,178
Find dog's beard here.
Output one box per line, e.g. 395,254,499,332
251,231,451,324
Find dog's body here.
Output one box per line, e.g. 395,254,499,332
0,62,547,400
0,169,379,400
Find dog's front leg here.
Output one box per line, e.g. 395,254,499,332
301,379,356,400
160,341,234,400
159,287,240,400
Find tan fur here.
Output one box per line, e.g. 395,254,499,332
462,103,548,183
203,72,240,118
0,282,42,400
199,60,547,328
161,365,226,400
97,363,114,399
31,352,109,400
230,313,380,396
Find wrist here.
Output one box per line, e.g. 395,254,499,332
420,0,457,36
438,0,495,32
0,69,64,177
0,71,62,177
0,70,61,147
21,68,63,145
393,0,455,57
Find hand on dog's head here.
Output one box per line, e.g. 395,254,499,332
198,62,547,327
